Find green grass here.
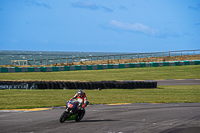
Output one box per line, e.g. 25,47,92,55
0,65,200,81
0,85,200,109
0,65,200,109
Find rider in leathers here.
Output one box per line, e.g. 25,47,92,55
70,89,89,110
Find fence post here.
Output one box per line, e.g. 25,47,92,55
11,49,200,67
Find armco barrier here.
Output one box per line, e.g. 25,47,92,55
0,60,200,73
150,60,200,67
0,81,157,90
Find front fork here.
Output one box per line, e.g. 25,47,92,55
66,108,73,115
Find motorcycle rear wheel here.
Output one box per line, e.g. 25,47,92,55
59,111,70,123
75,110,85,122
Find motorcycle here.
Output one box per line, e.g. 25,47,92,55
59,99,85,123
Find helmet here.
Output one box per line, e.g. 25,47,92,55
77,89,84,97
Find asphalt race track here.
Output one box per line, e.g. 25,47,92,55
0,79,200,133
0,103,200,133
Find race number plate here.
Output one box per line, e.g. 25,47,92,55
68,103,73,108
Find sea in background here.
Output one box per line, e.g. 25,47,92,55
0,50,198,66
0,50,129,65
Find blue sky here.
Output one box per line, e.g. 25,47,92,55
0,0,200,52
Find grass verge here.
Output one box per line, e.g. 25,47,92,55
0,85,200,109
0,65,200,81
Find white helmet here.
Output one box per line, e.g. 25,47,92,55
77,89,84,97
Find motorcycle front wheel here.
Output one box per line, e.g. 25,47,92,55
59,111,70,123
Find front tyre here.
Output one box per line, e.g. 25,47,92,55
59,111,70,123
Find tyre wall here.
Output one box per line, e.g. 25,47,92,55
0,81,157,90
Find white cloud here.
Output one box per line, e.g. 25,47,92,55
27,0,51,9
108,20,180,38
72,1,98,10
109,20,159,36
71,1,113,12
188,4,200,11
100,6,113,12
119,5,128,11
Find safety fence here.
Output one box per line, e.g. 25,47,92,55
1,60,200,73
10,49,200,66
0,80,157,90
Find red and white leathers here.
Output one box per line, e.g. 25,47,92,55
70,93,87,108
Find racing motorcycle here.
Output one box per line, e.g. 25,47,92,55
59,99,85,123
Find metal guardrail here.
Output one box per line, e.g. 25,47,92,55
11,49,200,66
11,60,28,66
